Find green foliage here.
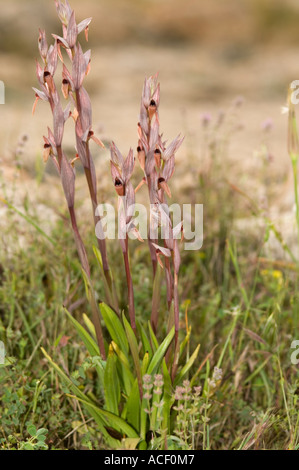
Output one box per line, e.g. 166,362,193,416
41,304,200,449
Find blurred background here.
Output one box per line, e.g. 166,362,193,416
1,0,299,212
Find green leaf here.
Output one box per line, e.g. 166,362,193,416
122,438,141,450
148,321,159,352
104,345,120,415
93,246,119,311
138,440,147,450
64,308,99,357
81,269,107,361
126,379,141,432
36,428,48,437
41,348,121,447
123,314,142,398
24,443,34,450
141,352,150,375
162,359,173,433
151,263,162,330
83,313,96,340
147,327,175,375
100,303,129,355
179,328,191,358
27,425,37,437
137,321,153,361
65,309,105,383
67,394,139,439
174,344,200,386
111,341,134,394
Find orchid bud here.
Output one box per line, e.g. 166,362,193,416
38,29,48,60
66,11,78,49
46,43,58,77
72,44,88,90
53,102,65,147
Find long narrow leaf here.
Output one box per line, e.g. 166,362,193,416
101,303,129,355
41,348,118,446
123,314,142,398
111,341,134,391
104,345,120,415
126,379,141,433
68,394,139,438
174,344,200,386
137,321,153,361
148,321,159,352
64,308,99,357
147,327,175,375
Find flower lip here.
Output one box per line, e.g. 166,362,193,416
115,178,122,186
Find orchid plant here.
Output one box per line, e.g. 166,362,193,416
34,0,200,449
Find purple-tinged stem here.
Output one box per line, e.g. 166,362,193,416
123,236,136,334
